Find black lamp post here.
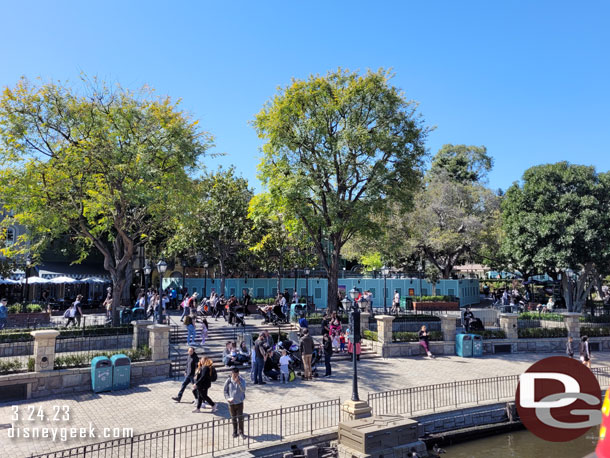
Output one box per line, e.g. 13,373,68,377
144,260,152,307
304,268,310,310
203,262,209,297
294,266,298,298
418,263,424,300
22,255,32,306
181,258,187,294
157,260,167,296
382,265,389,314
346,287,364,401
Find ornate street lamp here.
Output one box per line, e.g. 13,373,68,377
181,258,188,294
156,260,167,295
346,287,364,402
304,268,310,311
294,265,298,299
22,255,32,307
381,265,390,314
144,260,152,306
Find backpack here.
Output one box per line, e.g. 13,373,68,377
210,366,218,382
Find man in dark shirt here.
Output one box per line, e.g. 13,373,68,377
463,307,474,332
253,335,267,385
172,347,199,402
299,329,315,380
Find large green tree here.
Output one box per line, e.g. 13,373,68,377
254,68,427,310
501,162,610,312
0,78,211,323
167,167,253,295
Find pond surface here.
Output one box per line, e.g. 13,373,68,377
443,428,598,457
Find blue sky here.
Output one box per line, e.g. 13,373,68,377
1,1,608,192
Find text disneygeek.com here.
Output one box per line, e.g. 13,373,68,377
8,422,134,442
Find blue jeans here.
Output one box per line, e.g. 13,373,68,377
0,318,6,329
187,324,196,345
253,359,264,384
176,375,195,400
180,306,191,321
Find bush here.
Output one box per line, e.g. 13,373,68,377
392,315,441,322
7,304,21,314
412,296,453,302
518,312,563,322
56,325,133,339
27,357,35,372
518,327,567,338
581,315,610,324
580,327,610,337
26,304,43,313
54,345,151,369
0,332,33,343
470,329,506,339
306,315,349,325
393,331,443,342
363,330,378,341
0,359,22,374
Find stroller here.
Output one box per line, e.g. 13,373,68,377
234,304,246,328
276,339,321,378
469,317,485,331
271,304,288,325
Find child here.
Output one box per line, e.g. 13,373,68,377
566,336,574,358
339,332,346,353
279,349,291,384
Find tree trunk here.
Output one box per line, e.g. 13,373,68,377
327,241,341,312
219,257,226,297
111,267,129,326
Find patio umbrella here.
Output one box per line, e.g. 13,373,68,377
81,277,107,283
0,278,19,285
49,276,81,284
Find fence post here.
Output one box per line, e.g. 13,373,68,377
30,330,60,372
496,377,500,401
130,435,134,457
310,403,313,435
280,408,283,441
454,381,458,408
432,387,436,412
173,427,176,458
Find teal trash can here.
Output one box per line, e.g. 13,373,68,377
289,303,306,322
472,334,483,357
455,333,473,357
110,354,131,390
91,356,113,393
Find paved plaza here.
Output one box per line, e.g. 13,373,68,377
3,351,610,457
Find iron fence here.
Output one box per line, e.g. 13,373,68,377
0,337,33,374
368,367,610,416
29,399,341,458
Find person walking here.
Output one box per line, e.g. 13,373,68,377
418,325,434,358
192,357,218,413
566,336,574,358
299,328,314,380
73,295,84,326
172,347,199,403
200,317,209,347
253,334,267,385
580,335,592,368
224,367,247,439
322,333,332,377
184,313,196,346
0,298,7,329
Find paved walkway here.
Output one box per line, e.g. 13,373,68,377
3,351,610,457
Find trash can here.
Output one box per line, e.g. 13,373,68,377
472,334,483,357
455,333,473,357
91,356,113,393
289,303,306,322
120,308,132,325
110,354,131,390
132,307,147,321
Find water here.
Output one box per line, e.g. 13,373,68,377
444,428,598,457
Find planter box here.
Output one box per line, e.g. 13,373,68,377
412,301,459,311
7,312,51,328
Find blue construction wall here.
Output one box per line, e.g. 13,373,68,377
163,277,480,308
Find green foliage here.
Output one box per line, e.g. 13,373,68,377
392,315,441,322
7,304,22,314
392,330,442,342
430,144,493,184
26,304,43,313
581,315,610,324
53,345,151,369
0,78,212,323
518,327,568,338
470,329,506,339
363,330,378,341
0,325,132,343
254,68,428,310
518,312,563,322
359,252,384,272
0,359,23,374
27,357,34,372
580,327,610,337
301,314,349,325
501,162,610,312
412,296,453,302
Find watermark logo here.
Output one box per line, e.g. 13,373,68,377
516,356,602,442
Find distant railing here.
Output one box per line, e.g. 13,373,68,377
29,399,341,458
368,367,610,416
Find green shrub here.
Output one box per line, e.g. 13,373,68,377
27,357,35,372
0,332,33,343
26,304,43,313
392,315,441,322
470,329,506,339
363,330,378,341
580,327,610,337
518,312,563,322
581,315,610,324
53,345,151,369
7,304,21,314
518,327,567,338
412,296,453,302
0,359,22,374
392,331,443,342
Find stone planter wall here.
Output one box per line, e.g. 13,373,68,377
412,301,459,311
54,335,133,353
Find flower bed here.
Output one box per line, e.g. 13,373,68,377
518,327,568,338
470,329,506,339
53,346,151,369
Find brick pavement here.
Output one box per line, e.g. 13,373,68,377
2,351,610,457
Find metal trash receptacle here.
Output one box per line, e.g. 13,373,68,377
132,307,147,321
91,356,113,393
472,334,483,356
455,333,473,357
289,303,306,322
110,354,131,390
120,308,132,325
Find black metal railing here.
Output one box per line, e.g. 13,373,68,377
367,367,610,416
29,399,341,458
0,337,33,374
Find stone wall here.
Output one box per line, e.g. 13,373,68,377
0,360,170,399
414,402,509,435
54,335,133,353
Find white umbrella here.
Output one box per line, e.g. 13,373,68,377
21,276,50,284
49,276,80,284
0,278,19,285
81,277,107,283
